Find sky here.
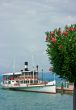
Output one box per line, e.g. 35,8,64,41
0,0,76,73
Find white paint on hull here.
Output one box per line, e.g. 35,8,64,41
15,85,56,93
1,81,56,93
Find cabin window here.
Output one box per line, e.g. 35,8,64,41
20,81,23,84
24,80,26,83
26,80,29,84
8,81,11,84
16,81,19,83
30,80,33,84
34,80,38,84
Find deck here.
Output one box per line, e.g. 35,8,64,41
56,84,74,94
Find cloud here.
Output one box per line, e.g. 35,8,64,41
0,0,76,72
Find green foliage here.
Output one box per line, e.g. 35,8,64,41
46,24,76,82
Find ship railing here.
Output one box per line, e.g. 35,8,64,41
13,77,38,80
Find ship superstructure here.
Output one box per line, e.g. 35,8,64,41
1,62,56,94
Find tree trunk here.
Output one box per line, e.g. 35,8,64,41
73,82,76,110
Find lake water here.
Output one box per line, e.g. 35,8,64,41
0,87,73,110
0,72,73,110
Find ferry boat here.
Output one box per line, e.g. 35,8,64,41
1,62,56,94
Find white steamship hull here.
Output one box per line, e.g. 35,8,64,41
1,81,56,94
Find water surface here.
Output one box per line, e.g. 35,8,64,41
0,87,72,110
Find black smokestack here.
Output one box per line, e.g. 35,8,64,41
36,65,38,72
24,62,28,71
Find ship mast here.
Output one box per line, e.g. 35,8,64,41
33,66,35,84
32,55,35,84
13,58,15,78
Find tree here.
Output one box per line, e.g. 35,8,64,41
45,24,76,110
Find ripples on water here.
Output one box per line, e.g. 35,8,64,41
0,86,72,110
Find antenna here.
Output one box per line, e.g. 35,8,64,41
42,69,43,83
13,57,15,73
32,55,35,68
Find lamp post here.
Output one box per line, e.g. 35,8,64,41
42,69,43,83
